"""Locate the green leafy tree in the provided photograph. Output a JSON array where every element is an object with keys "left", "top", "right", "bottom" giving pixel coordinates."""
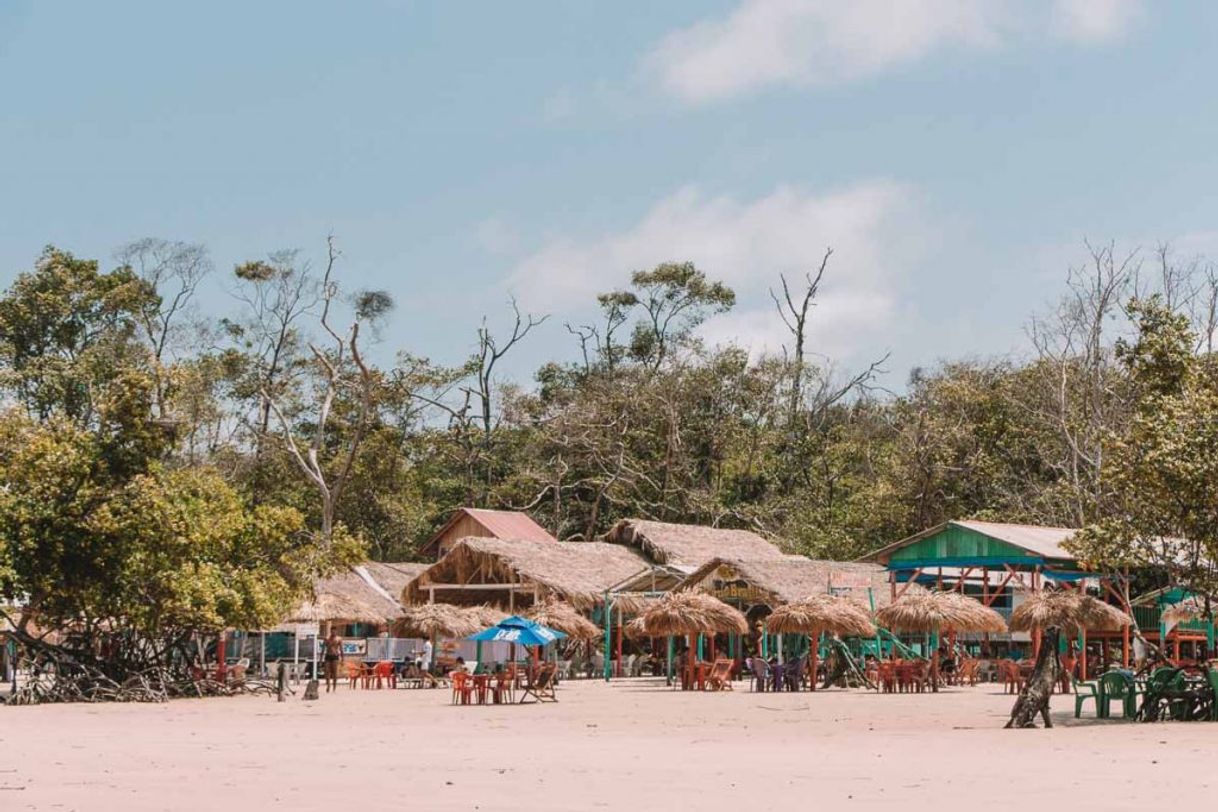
[{"left": 1068, "top": 297, "right": 1218, "bottom": 605}]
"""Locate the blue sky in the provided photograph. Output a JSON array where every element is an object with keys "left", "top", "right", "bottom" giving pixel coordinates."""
[{"left": 2, "top": 1, "right": 1216, "bottom": 385}]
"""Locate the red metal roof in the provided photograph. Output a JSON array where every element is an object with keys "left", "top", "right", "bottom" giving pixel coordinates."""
[
  {"left": 460, "top": 508, "right": 556, "bottom": 543},
  {"left": 420, "top": 508, "right": 557, "bottom": 556}
]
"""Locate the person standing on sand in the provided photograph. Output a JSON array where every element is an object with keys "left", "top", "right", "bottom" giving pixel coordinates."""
[{"left": 323, "top": 631, "right": 343, "bottom": 693}]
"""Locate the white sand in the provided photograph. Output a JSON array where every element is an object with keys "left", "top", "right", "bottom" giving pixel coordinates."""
[{"left": 1, "top": 679, "right": 1215, "bottom": 811}]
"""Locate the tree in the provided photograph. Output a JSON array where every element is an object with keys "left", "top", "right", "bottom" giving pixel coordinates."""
[
  {"left": 115, "top": 238, "right": 212, "bottom": 420},
  {"left": 0, "top": 411, "right": 329, "bottom": 697},
  {"left": 1068, "top": 296, "right": 1218, "bottom": 609},
  {"left": 259, "top": 237, "right": 392, "bottom": 548},
  {"left": 626, "top": 262, "right": 735, "bottom": 370}
]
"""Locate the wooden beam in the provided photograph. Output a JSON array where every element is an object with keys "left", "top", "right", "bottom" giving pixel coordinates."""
[
  {"left": 423, "top": 583, "right": 524, "bottom": 591},
  {"left": 895, "top": 568, "right": 923, "bottom": 600}
]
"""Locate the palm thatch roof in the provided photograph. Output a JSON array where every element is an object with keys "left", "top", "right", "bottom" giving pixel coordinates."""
[
  {"left": 394, "top": 603, "right": 486, "bottom": 639},
  {"left": 1009, "top": 591, "right": 1132, "bottom": 635},
  {"left": 602, "top": 519, "right": 785, "bottom": 570},
  {"left": 284, "top": 567, "right": 403, "bottom": 625},
  {"left": 765, "top": 594, "right": 876, "bottom": 637},
  {"left": 403, "top": 538, "right": 649, "bottom": 610},
  {"left": 363, "top": 562, "right": 428, "bottom": 601},
  {"left": 675, "top": 556, "right": 906, "bottom": 609},
  {"left": 875, "top": 591, "right": 1007, "bottom": 634},
  {"left": 526, "top": 597, "right": 601, "bottom": 640},
  {"left": 630, "top": 591, "right": 748, "bottom": 637}
]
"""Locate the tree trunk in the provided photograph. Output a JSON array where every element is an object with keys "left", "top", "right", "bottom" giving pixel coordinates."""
[{"left": 1005, "top": 626, "right": 1060, "bottom": 728}]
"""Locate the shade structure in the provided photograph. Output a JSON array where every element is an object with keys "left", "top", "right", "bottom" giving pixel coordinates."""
[
  {"left": 1009, "top": 590, "right": 1132, "bottom": 635},
  {"left": 468, "top": 615, "right": 567, "bottom": 646},
  {"left": 875, "top": 591, "right": 1007, "bottom": 634},
  {"left": 395, "top": 603, "right": 483, "bottom": 639},
  {"left": 766, "top": 594, "right": 876, "bottom": 637},
  {"left": 526, "top": 597, "right": 600, "bottom": 640},
  {"left": 632, "top": 591, "right": 748, "bottom": 637}
]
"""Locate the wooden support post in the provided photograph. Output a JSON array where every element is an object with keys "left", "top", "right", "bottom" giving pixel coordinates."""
[
  {"left": 1122, "top": 623, "right": 1131, "bottom": 667},
  {"left": 809, "top": 631, "right": 818, "bottom": 692},
  {"left": 1080, "top": 629, "right": 1087, "bottom": 680}
]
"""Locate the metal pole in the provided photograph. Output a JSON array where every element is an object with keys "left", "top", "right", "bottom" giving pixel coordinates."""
[{"left": 666, "top": 636, "right": 674, "bottom": 686}]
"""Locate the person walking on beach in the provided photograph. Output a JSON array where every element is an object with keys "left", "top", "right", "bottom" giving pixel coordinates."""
[{"left": 323, "top": 631, "right": 343, "bottom": 693}]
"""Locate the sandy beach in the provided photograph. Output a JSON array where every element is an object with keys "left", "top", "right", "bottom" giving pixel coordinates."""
[{"left": 2, "top": 678, "right": 1215, "bottom": 811}]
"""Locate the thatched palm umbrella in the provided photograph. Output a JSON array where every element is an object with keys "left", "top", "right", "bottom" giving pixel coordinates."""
[
  {"left": 1005, "top": 591, "right": 1132, "bottom": 729},
  {"left": 632, "top": 591, "right": 747, "bottom": 687},
  {"left": 635, "top": 591, "right": 748, "bottom": 637},
  {"left": 1008, "top": 591, "right": 1132, "bottom": 636},
  {"left": 876, "top": 591, "right": 1007, "bottom": 635},
  {"left": 875, "top": 591, "right": 1006, "bottom": 692},
  {"left": 766, "top": 595, "right": 876, "bottom": 692}
]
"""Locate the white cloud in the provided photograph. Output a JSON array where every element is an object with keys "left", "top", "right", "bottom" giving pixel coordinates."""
[
  {"left": 1050, "top": 0, "right": 1142, "bottom": 44},
  {"left": 506, "top": 181, "right": 927, "bottom": 360},
  {"left": 648, "top": 0, "right": 1143, "bottom": 104}
]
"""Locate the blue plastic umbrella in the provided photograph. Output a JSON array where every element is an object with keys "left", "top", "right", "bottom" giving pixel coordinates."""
[{"left": 467, "top": 615, "right": 567, "bottom": 646}]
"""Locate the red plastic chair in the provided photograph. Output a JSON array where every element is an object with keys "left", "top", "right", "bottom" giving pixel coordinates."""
[
  {"left": 450, "top": 671, "right": 473, "bottom": 705},
  {"left": 344, "top": 661, "right": 363, "bottom": 689},
  {"left": 369, "top": 661, "right": 396, "bottom": 689}
]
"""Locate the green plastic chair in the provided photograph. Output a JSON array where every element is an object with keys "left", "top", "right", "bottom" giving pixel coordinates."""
[
  {"left": 1138, "top": 667, "right": 1188, "bottom": 721},
  {"left": 1207, "top": 669, "right": 1218, "bottom": 722},
  {"left": 1098, "top": 671, "right": 1136, "bottom": 719},
  {"left": 1072, "top": 674, "right": 1100, "bottom": 718}
]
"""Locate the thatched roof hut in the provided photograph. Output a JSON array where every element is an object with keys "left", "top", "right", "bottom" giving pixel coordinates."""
[
  {"left": 602, "top": 519, "right": 784, "bottom": 571},
  {"left": 766, "top": 594, "right": 876, "bottom": 637},
  {"left": 631, "top": 591, "right": 748, "bottom": 637},
  {"left": 1009, "top": 591, "right": 1132, "bottom": 635},
  {"left": 285, "top": 567, "right": 403, "bottom": 625},
  {"left": 402, "top": 538, "right": 649, "bottom": 610},
  {"left": 674, "top": 556, "right": 906, "bottom": 610},
  {"left": 526, "top": 597, "right": 601, "bottom": 640},
  {"left": 875, "top": 591, "right": 1007, "bottom": 634}
]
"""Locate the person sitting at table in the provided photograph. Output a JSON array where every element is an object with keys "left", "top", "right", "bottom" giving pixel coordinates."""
[{"left": 451, "top": 656, "right": 469, "bottom": 675}]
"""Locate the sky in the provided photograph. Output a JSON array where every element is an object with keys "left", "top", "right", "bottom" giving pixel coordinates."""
[{"left": 2, "top": 0, "right": 1217, "bottom": 387}]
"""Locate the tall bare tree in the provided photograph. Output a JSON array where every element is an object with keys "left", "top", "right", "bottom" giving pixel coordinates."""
[{"left": 260, "top": 237, "right": 392, "bottom": 546}]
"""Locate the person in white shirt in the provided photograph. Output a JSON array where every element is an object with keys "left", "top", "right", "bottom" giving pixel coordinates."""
[{"left": 420, "top": 639, "right": 433, "bottom": 674}]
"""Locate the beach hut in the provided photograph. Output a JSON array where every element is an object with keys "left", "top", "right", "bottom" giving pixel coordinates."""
[
  {"left": 279, "top": 566, "right": 405, "bottom": 680},
  {"left": 860, "top": 519, "right": 1146, "bottom": 665},
  {"left": 402, "top": 538, "right": 648, "bottom": 611}
]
